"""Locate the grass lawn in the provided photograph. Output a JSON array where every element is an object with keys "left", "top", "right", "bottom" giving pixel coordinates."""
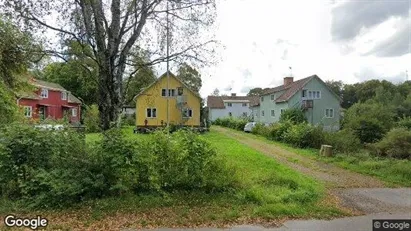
[
  {"left": 0, "top": 129, "right": 346, "bottom": 230},
  {"left": 221, "top": 127, "right": 411, "bottom": 187}
]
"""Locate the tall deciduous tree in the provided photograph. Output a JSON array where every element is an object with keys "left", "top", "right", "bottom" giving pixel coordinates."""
[
  {"left": 247, "top": 87, "right": 263, "bottom": 96},
  {"left": 4, "top": 0, "right": 216, "bottom": 130},
  {"left": 211, "top": 88, "right": 219, "bottom": 96},
  {"left": 177, "top": 63, "right": 201, "bottom": 92}
]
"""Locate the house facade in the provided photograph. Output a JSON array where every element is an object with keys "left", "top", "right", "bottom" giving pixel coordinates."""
[
  {"left": 207, "top": 94, "right": 259, "bottom": 121},
  {"left": 17, "top": 78, "right": 82, "bottom": 123},
  {"left": 135, "top": 72, "right": 201, "bottom": 128},
  {"left": 257, "top": 75, "right": 341, "bottom": 131}
]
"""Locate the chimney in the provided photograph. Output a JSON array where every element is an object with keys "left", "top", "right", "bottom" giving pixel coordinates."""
[
  {"left": 231, "top": 93, "right": 236, "bottom": 96},
  {"left": 284, "top": 77, "right": 294, "bottom": 86}
]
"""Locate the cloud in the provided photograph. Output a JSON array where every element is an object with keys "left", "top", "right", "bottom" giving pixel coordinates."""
[
  {"left": 331, "top": 1, "right": 409, "bottom": 41},
  {"left": 363, "top": 20, "right": 410, "bottom": 57},
  {"left": 240, "top": 86, "right": 251, "bottom": 94},
  {"left": 281, "top": 49, "right": 288, "bottom": 60}
]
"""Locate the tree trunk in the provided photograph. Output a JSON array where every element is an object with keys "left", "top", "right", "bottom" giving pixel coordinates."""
[{"left": 98, "top": 69, "right": 121, "bottom": 131}]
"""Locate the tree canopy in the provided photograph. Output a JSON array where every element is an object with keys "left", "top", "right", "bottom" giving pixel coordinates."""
[{"left": 177, "top": 63, "right": 202, "bottom": 93}]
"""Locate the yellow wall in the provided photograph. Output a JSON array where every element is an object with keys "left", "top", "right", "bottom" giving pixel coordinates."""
[{"left": 135, "top": 75, "right": 201, "bottom": 127}]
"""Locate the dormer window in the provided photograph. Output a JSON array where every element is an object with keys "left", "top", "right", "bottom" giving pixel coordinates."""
[
  {"left": 61, "top": 92, "right": 68, "bottom": 100},
  {"left": 40, "top": 88, "right": 48, "bottom": 98}
]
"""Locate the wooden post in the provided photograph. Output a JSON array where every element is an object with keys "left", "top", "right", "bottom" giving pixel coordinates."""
[{"left": 320, "top": 145, "right": 333, "bottom": 157}]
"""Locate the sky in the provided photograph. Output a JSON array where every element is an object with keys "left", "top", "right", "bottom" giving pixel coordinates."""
[{"left": 198, "top": 0, "right": 411, "bottom": 97}]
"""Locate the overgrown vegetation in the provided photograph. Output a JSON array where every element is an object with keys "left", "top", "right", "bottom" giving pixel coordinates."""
[
  {"left": 84, "top": 104, "right": 100, "bottom": 133},
  {"left": 0, "top": 124, "right": 236, "bottom": 209},
  {"left": 279, "top": 108, "right": 307, "bottom": 124},
  {"left": 213, "top": 117, "right": 249, "bottom": 131}
]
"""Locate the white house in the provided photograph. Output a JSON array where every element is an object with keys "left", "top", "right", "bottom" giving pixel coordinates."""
[{"left": 207, "top": 93, "right": 259, "bottom": 121}]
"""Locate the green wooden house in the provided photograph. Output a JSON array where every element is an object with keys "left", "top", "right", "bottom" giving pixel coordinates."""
[{"left": 255, "top": 75, "right": 341, "bottom": 131}]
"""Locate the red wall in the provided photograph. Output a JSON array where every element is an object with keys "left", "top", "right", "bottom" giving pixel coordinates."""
[{"left": 18, "top": 89, "right": 81, "bottom": 123}]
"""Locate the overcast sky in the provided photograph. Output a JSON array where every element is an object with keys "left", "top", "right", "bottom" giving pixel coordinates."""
[{"left": 198, "top": 0, "right": 411, "bottom": 97}]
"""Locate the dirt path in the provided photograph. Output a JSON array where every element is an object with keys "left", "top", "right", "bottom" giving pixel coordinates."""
[
  {"left": 213, "top": 127, "right": 411, "bottom": 215},
  {"left": 213, "top": 126, "right": 385, "bottom": 189}
]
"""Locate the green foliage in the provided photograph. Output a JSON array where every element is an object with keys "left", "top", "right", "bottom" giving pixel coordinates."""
[
  {"left": 343, "top": 102, "right": 395, "bottom": 143},
  {"left": 282, "top": 123, "right": 325, "bottom": 148},
  {"left": 279, "top": 108, "right": 307, "bottom": 124},
  {"left": 84, "top": 104, "right": 100, "bottom": 133},
  {"left": 177, "top": 63, "right": 202, "bottom": 93},
  {"left": 267, "top": 121, "right": 293, "bottom": 142},
  {"left": 122, "top": 114, "right": 136, "bottom": 127},
  {"left": 213, "top": 117, "right": 249, "bottom": 131},
  {"left": 251, "top": 123, "right": 270, "bottom": 137},
  {"left": 0, "top": 81, "right": 20, "bottom": 125},
  {"left": 324, "top": 129, "right": 362, "bottom": 153},
  {"left": 396, "top": 116, "right": 411, "bottom": 129},
  {"left": 373, "top": 128, "right": 411, "bottom": 159},
  {"left": 0, "top": 124, "right": 236, "bottom": 208}
]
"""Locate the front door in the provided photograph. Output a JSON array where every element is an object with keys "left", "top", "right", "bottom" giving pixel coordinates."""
[{"left": 39, "top": 106, "right": 47, "bottom": 121}]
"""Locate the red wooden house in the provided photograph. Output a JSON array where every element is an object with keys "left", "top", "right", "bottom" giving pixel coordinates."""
[{"left": 17, "top": 78, "right": 82, "bottom": 123}]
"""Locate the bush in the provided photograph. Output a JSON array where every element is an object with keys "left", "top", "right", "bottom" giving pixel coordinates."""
[
  {"left": 0, "top": 124, "right": 237, "bottom": 208},
  {"left": 396, "top": 116, "right": 411, "bottom": 129},
  {"left": 122, "top": 113, "right": 135, "bottom": 127},
  {"left": 84, "top": 104, "right": 100, "bottom": 133},
  {"left": 267, "top": 121, "right": 293, "bottom": 142},
  {"left": 213, "top": 117, "right": 248, "bottom": 131},
  {"left": 251, "top": 123, "right": 270, "bottom": 137},
  {"left": 324, "top": 129, "right": 362, "bottom": 153},
  {"left": 374, "top": 128, "right": 411, "bottom": 159},
  {"left": 343, "top": 102, "right": 395, "bottom": 143},
  {"left": 279, "top": 108, "right": 307, "bottom": 124},
  {"left": 282, "top": 123, "right": 325, "bottom": 148}
]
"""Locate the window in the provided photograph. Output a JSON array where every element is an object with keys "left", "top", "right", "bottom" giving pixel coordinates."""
[
  {"left": 40, "top": 88, "right": 48, "bottom": 98},
  {"left": 24, "top": 106, "right": 32, "bottom": 118},
  {"left": 271, "top": 110, "right": 275, "bottom": 117},
  {"left": 183, "top": 108, "right": 193, "bottom": 118},
  {"left": 161, "top": 89, "right": 167, "bottom": 96},
  {"left": 281, "top": 109, "right": 286, "bottom": 114},
  {"left": 271, "top": 94, "right": 275, "bottom": 100},
  {"left": 177, "top": 87, "right": 183, "bottom": 96},
  {"left": 61, "top": 92, "right": 67, "bottom": 100},
  {"left": 227, "top": 103, "right": 232, "bottom": 107},
  {"left": 146, "top": 108, "right": 157, "bottom": 118},
  {"left": 228, "top": 112, "right": 232, "bottom": 117},
  {"left": 307, "top": 90, "right": 321, "bottom": 99},
  {"left": 242, "top": 112, "right": 247, "bottom": 117},
  {"left": 261, "top": 110, "right": 264, "bottom": 116},
  {"left": 242, "top": 103, "right": 248, "bottom": 107},
  {"left": 302, "top": 90, "right": 307, "bottom": 97},
  {"left": 325, "top": 108, "right": 334, "bottom": 118},
  {"left": 168, "top": 89, "right": 176, "bottom": 97},
  {"left": 72, "top": 108, "right": 77, "bottom": 117},
  {"left": 261, "top": 96, "right": 264, "bottom": 102}
]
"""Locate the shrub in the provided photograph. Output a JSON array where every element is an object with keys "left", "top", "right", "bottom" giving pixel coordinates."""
[
  {"left": 279, "top": 108, "right": 307, "bottom": 124},
  {"left": 213, "top": 117, "right": 248, "bottom": 131},
  {"left": 396, "top": 117, "right": 411, "bottom": 129},
  {"left": 84, "top": 104, "right": 100, "bottom": 133},
  {"left": 251, "top": 123, "right": 270, "bottom": 137},
  {"left": 268, "top": 121, "right": 293, "bottom": 142},
  {"left": 282, "top": 123, "right": 324, "bottom": 148},
  {"left": 343, "top": 102, "right": 395, "bottom": 143},
  {"left": 122, "top": 113, "right": 135, "bottom": 127},
  {"left": 324, "top": 129, "right": 362, "bottom": 153},
  {"left": 374, "top": 128, "right": 411, "bottom": 159}
]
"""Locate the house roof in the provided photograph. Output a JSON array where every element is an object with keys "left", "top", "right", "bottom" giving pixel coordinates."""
[
  {"left": 260, "top": 75, "right": 341, "bottom": 103},
  {"left": 135, "top": 71, "right": 202, "bottom": 100},
  {"left": 207, "top": 95, "right": 259, "bottom": 109},
  {"left": 17, "top": 78, "right": 82, "bottom": 104}
]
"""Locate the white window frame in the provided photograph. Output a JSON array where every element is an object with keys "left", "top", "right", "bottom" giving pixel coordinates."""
[
  {"left": 61, "top": 92, "right": 67, "bottom": 100},
  {"left": 183, "top": 108, "right": 193, "bottom": 118},
  {"left": 146, "top": 108, "right": 157, "bottom": 118},
  {"left": 242, "top": 103, "right": 248, "bottom": 107},
  {"left": 72, "top": 108, "right": 77, "bottom": 117},
  {"left": 325, "top": 108, "right": 334, "bottom": 118},
  {"left": 40, "top": 88, "right": 48, "bottom": 98},
  {"left": 168, "top": 89, "right": 176, "bottom": 97},
  {"left": 270, "top": 94, "right": 275, "bottom": 100},
  {"left": 227, "top": 102, "right": 232, "bottom": 107},
  {"left": 271, "top": 109, "right": 275, "bottom": 117},
  {"left": 24, "top": 106, "right": 32, "bottom": 118},
  {"left": 307, "top": 90, "right": 321, "bottom": 99},
  {"left": 161, "top": 89, "right": 167, "bottom": 97}
]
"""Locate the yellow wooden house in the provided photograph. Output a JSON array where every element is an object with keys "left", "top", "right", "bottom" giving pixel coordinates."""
[{"left": 135, "top": 72, "right": 201, "bottom": 129}]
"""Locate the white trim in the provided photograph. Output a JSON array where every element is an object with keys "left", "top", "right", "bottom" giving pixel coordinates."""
[
  {"left": 325, "top": 108, "right": 334, "bottom": 118},
  {"left": 270, "top": 94, "right": 275, "bottom": 100},
  {"left": 61, "top": 92, "right": 67, "bottom": 100},
  {"left": 40, "top": 88, "right": 48, "bottom": 98},
  {"left": 227, "top": 102, "right": 233, "bottom": 107},
  {"left": 146, "top": 108, "right": 157, "bottom": 118},
  {"left": 72, "top": 108, "right": 77, "bottom": 117},
  {"left": 24, "top": 106, "right": 32, "bottom": 118},
  {"left": 271, "top": 109, "right": 275, "bottom": 117},
  {"left": 183, "top": 108, "right": 193, "bottom": 118}
]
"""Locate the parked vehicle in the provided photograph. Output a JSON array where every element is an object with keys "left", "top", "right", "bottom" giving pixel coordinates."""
[{"left": 244, "top": 122, "right": 257, "bottom": 132}]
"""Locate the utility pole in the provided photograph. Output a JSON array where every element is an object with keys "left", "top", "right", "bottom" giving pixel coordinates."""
[{"left": 166, "top": 0, "right": 170, "bottom": 129}]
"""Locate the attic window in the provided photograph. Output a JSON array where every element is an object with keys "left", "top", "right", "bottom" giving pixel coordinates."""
[
  {"left": 40, "top": 88, "right": 48, "bottom": 98},
  {"left": 61, "top": 92, "right": 67, "bottom": 100}
]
